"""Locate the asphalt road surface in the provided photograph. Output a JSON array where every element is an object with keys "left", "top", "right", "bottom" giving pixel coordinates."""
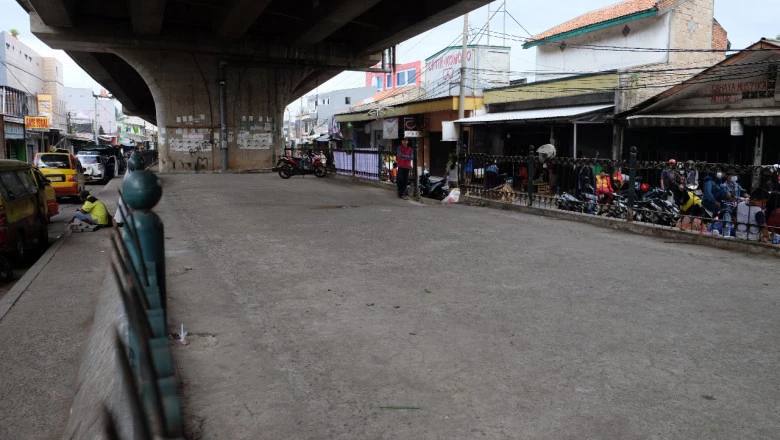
[{"left": 156, "top": 174, "right": 779, "bottom": 440}]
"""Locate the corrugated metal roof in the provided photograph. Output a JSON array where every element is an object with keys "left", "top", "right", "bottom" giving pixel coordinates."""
[
  {"left": 627, "top": 109, "right": 780, "bottom": 120},
  {"left": 455, "top": 104, "right": 614, "bottom": 124}
]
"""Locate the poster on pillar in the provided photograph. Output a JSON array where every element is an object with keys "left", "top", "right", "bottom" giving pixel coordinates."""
[
  {"left": 238, "top": 132, "right": 273, "bottom": 149},
  {"left": 170, "top": 128, "right": 213, "bottom": 152},
  {"left": 383, "top": 118, "right": 398, "bottom": 139}
]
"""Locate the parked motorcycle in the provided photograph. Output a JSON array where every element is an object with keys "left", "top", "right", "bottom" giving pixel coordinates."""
[
  {"left": 418, "top": 170, "right": 449, "bottom": 200},
  {"left": 558, "top": 183, "right": 599, "bottom": 214},
  {"left": 273, "top": 151, "right": 327, "bottom": 179}
]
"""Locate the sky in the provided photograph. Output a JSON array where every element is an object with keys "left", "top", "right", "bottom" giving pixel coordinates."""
[{"left": 0, "top": 0, "right": 777, "bottom": 101}]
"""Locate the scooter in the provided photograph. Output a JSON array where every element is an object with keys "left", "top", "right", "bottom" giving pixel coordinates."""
[
  {"left": 418, "top": 170, "right": 449, "bottom": 200},
  {"left": 558, "top": 183, "right": 599, "bottom": 214},
  {"left": 273, "top": 151, "right": 327, "bottom": 179}
]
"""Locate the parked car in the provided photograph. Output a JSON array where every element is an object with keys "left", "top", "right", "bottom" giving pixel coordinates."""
[
  {"left": 0, "top": 160, "right": 49, "bottom": 260},
  {"left": 77, "top": 145, "right": 126, "bottom": 183},
  {"left": 33, "top": 152, "right": 86, "bottom": 200},
  {"left": 31, "top": 167, "right": 59, "bottom": 222}
]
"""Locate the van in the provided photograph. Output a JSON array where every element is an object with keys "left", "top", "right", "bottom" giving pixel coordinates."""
[{"left": 0, "top": 160, "right": 49, "bottom": 259}]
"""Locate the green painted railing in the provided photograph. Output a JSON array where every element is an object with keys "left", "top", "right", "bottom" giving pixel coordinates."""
[{"left": 106, "top": 151, "right": 183, "bottom": 439}]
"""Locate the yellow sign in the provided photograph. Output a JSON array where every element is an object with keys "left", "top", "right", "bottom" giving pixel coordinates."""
[
  {"left": 25, "top": 116, "right": 50, "bottom": 130},
  {"left": 37, "top": 94, "right": 53, "bottom": 119}
]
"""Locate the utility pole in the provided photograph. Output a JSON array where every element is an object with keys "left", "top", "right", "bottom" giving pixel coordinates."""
[
  {"left": 503, "top": 0, "right": 507, "bottom": 46},
  {"left": 487, "top": 3, "right": 490, "bottom": 45},
  {"left": 93, "top": 95, "right": 98, "bottom": 143},
  {"left": 457, "top": 13, "right": 468, "bottom": 156}
]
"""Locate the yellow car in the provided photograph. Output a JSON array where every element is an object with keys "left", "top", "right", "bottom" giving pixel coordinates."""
[
  {"left": 31, "top": 167, "right": 59, "bottom": 222},
  {"left": 0, "top": 160, "right": 49, "bottom": 259},
  {"left": 33, "top": 152, "right": 86, "bottom": 200}
]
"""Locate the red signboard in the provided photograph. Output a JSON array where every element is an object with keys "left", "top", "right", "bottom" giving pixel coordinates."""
[{"left": 25, "top": 116, "right": 50, "bottom": 130}]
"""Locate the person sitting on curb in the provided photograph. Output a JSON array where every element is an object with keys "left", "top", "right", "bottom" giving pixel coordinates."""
[{"left": 73, "top": 191, "right": 110, "bottom": 229}]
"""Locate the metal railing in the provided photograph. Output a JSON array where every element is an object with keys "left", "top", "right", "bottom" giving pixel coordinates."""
[
  {"left": 460, "top": 148, "right": 780, "bottom": 246},
  {"left": 104, "top": 152, "right": 183, "bottom": 438},
  {"left": 331, "top": 148, "right": 397, "bottom": 182}
]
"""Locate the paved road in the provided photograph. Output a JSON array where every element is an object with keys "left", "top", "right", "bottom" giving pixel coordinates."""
[
  {"left": 0, "top": 181, "right": 109, "bottom": 300},
  {"left": 157, "top": 174, "right": 778, "bottom": 440}
]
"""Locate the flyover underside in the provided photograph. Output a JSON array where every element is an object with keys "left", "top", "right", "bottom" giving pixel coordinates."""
[{"left": 19, "top": 0, "right": 492, "bottom": 170}]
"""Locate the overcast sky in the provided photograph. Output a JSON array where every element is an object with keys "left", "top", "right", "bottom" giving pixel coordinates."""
[{"left": 0, "top": 0, "right": 777, "bottom": 99}]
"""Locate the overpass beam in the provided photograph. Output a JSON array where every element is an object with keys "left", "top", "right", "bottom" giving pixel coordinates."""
[
  {"left": 130, "top": 0, "right": 167, "bottom": 35},
  {"left": 28, "top": 0, "right": 75, "bottom": 27},
  {"left": 214, "top": 0, "right": 273, "bottom": 41},
  {"left": 291, "top": 0, "right": 383, "bottom": 47}
]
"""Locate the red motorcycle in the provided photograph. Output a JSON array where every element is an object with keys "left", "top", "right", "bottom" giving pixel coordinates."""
[{"left": 273, "top": 151, "right": 327, "bottom": 179}]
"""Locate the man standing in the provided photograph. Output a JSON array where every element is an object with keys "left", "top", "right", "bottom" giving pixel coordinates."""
[{"left": 396, "top": 137, "right": 413, "bottom": 199}]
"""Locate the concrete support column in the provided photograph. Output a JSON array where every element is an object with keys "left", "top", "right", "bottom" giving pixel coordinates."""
[{"left": 114, "top": 50, "right": 311, "bottom": 172}]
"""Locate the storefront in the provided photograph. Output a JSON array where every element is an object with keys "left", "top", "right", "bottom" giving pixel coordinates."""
[
  {"left": 3, "top": 117, "right": 26, "bottom": 160},
  {"left": 619, "top": 39, "right": 780, "bottom": 167}
]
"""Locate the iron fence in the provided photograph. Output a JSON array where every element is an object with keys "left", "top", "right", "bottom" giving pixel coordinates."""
[
  {"left": 331, "top": 148, "right": 398, "bottom": 183},
  {"left": 102, "top": 152, "right": 183, "bottom": 438},
  {"left": 461, "top": 148, "right": 780, "bottom": 246}
]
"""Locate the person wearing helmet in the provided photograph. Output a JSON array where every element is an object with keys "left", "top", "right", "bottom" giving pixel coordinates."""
[
  {"left": 660, "top": 159, "right": 681, "bottom": 190},
  {"left": 701, "top": 172, "right": 727, "bottom": 215}
]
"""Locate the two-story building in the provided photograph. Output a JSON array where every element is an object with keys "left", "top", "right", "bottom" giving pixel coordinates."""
[
  {"left": 366, "top": 61, "right": 423, "bottom": 92},
  {"left": 0, "top": 31, "right": 66, "bottom": 160},
  {"left": 291, "top": 86, "right": 376, "bottom": 145},
  {"left": 455, "top": 0, "right": 728, "bottom": 162}
]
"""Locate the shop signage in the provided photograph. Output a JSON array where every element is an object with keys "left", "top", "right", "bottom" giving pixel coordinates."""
[
  {"left": 25, "top": 116, "right": 50, "bottom": 131},
  {"left": 37, "top": 94, "right": 53, "bottom": 119},
  {"left": 4, "top": 122, "right": 24, "bottom": 139},
  {"left": 404, "top": 130, "right": 424, "bottom": 138}
]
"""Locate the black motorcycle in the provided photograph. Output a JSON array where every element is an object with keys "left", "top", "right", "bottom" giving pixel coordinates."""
[
  {"left": 558, "top": 183, "right": 599, "bottom": 214},
  {"left": 418, "top": 170, "right": 449, "bottom": 200}
]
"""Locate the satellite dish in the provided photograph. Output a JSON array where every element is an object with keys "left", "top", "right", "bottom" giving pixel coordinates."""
[{"left": 537, "top": 143, "right": 556, "bottom": 162}]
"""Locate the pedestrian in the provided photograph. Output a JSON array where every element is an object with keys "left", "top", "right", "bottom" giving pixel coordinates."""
[
  {"left": 390, "top": 162, "right": 398, "bottom": 183},
  {"left": 766, "top": 191, "right": 780, "bottom": 236},
  {"left": 73, "top": 191, "right": 110, "bottom": 228},
  {"left": 396, "top": 137, "right": 413, "bottom": 199},
  {"left": 735, "top": 188, "right": 769, "bottom": 242},
  {"left": 595, "top": 169, "right": 614, "bottom": 204},
  {"left": 660, "top": 159, "right": 681, "bottom": 190},
  {"left": 700, "top": 172, "right": 726, "bottom": 215}
]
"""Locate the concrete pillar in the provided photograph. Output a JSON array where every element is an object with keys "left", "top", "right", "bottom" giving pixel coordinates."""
[{"left": 114, "top": 50, "right": 313, "bottom": 172}]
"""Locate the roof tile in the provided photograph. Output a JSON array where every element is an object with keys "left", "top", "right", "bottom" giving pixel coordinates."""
[{"left": 530, "top": 0, "right": 660, "bottom": 42}]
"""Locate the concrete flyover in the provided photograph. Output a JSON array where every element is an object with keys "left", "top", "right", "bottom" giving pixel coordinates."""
[{"left": 18, "top": 0, "right": 491, "bottom": 171}]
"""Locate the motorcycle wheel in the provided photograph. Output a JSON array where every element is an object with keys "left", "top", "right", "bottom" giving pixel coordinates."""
[
  {"left": 278, "top": 165, "right": 293, "bottom": 179},
  {"left": 314, "top": 165, "right": 327, "bottom": 178}
]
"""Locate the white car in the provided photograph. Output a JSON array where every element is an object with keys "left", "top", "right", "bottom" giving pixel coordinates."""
[{"left": 76, "top": 151, "right": 108, "bottom": 184}]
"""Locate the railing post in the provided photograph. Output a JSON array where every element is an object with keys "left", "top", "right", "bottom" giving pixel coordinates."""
[
  {"left": 627, "top": 146, "right": 637, "bottom": 222},
  {"left": 527, "top": 146, "right": 535, "bottom": 207},
  {"left": 351, "top": 147, "right": 356, "bottom": 179},
  {"left": 122, "top": 153, "right": 166, "bottom": 321}
]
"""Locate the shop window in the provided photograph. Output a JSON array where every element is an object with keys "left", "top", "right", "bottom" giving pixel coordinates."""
[
  {"left": 345, "top": 97, "right": 351, "bottom": 105},
  {"left": 386, "top": 74, "right": 391, "bottom": 88}
]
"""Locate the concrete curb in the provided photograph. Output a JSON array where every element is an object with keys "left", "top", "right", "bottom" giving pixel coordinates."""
[{"left": 459, "top": 195, "right": 780, "bottom": 258}]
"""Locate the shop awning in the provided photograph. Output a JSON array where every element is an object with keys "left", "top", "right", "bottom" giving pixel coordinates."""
[
  {"left": 454, "top": 104, "right": 614, "bottom": 124},
  {"left": 626, "top": 108, "right": 780, "bottom": 127}
]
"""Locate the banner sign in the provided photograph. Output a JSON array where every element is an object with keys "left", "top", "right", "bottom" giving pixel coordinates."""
[
  {"left": 25, "top": 116, "right": 50, "bottom": 131},
  {"left": 37, "top": 94, "right": 53, "bottom": 120}
]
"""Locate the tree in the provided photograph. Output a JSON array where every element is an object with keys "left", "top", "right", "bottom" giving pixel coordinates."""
[{"left": 10, "top": 29, "right": 19, "bottom": 38}]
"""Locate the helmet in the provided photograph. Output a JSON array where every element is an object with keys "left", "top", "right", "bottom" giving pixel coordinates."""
[
  {"left": 537, "top": 144, "right": 557, "bottom": 163},
  {"left": 668, "top": 159, "right": 676, "bottom": 164},
  {"left": 640, "top": 183, "right": 650, "bottom": 192}
]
